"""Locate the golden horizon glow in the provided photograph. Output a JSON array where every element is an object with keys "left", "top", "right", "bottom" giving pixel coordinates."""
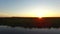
[
  {"left": 0, "top": 6, "right": 59, "bottom": 17},
  {"left": 28, "top": 7, "right": 52, "bottom": 17}
]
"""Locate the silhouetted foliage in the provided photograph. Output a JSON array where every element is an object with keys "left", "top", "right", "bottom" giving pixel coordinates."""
[{"left": 0, "top": 17, "right": 60, "bottom": 28}]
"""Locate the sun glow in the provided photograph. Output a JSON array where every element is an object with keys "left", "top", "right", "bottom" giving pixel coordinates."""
[
  {"left": 32, "top": 8, "right": 53, "bottom": 18},
  {"left": 18, "top": 6, "right": 55, "bottom": 17},
  {"left": 31, "top": 7, "right": 49, "bottom": 18},
  {"left": 36, "top": 12, "right": 44, "bottom": 18}
]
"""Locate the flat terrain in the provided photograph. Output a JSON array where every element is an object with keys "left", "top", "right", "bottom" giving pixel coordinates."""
[{"left": 0, "top": 17, "right": 60, "bottom": 28}]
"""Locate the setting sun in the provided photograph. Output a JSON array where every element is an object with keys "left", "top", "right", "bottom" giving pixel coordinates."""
[
  {"left": 30, "top": 7, "right": 49, "bottom": 17},
  {"left": 36, "top": 12, "right": 44, "bottom": 18}
]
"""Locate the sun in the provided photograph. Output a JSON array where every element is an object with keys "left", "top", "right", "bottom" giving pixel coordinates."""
[
  {"left": 36, "top": 12, "right": 44, "bottom": 18},
  {"left": 34, "top": 11, "right": 45, "bottom": 18},
  {"left": 27, "top": 7, "right": 51, "bottom": 17},
  {"left": 31, "top": 7, "right": 48, "bottom": 18}
]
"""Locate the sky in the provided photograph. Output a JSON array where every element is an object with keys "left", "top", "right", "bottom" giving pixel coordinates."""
[{"left": 0, "top": 0, "right": 60, "bottom": 17}]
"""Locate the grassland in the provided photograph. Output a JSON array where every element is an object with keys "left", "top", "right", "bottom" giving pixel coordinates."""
[{"left": 0, "top": 17, "right": 60, "bottom": 28}]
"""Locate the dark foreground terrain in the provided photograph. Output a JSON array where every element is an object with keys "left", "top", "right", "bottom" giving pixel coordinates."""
[{"left": 0, "top": 17, "right": 60, "bottom": 28}]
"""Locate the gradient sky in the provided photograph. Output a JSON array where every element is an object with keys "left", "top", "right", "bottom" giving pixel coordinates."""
[{"left": 0, "top": 0, "right": 60, "bottom": 17}]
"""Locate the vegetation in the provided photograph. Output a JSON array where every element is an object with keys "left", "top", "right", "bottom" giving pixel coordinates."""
[{"left": 0, "top": 17, "right": 60, "bottom": 28}]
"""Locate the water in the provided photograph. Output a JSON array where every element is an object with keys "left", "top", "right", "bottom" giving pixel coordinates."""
[{"left": 0, "top": 26, "right": 60, "bottom": 34}]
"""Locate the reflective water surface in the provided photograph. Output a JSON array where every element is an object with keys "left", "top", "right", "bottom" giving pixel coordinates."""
[{"left": 0, "top": 26, "right": 60, "bottom": 34}]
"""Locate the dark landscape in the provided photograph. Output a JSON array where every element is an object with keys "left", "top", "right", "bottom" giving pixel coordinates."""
[{"left": 0, "top": 17, "right": 60, "bottom": 28}]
